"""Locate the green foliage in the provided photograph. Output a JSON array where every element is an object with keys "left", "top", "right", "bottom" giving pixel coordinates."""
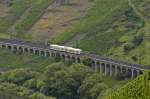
[
  {"left": 82, "top": 56, "right": 90, "bottom": 66},
  {"left": 14, "top": 0, "right": 52, "bottom": 38},
  {"left": 0, "top": 63, "right": 124, "bottom": 99},
  {"left": 0, "top": 69, "right": 38, "bottom": 84},
  {"left": 23, "top": 79, "right": 37, "bottom": 90},
  {"left": 42, "top": 63, "right": 92, "bottom": 98},
  {"left": 79, "top": 74, "right": 105, "bottom": 99},
  {"left": 106, "top": 72, "right": 150, "bottom": 99},
  {"left": 0, "top": 49, "right": 55, "bottom": 71},
  {"left": 0, "top": 0, "right": 31, "bottom": 33},
  {"left": 51, "top": 0, "right": 132, "bottom": 54}
]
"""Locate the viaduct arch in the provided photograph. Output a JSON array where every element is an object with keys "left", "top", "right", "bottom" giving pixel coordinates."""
[{"left": 0, "top": 39, "right": 149, "bottom": 79}]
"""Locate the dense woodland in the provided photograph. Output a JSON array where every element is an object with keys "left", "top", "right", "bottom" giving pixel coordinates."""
[{"left": 0, "top": 63, "right": 127, "bottom": 99}]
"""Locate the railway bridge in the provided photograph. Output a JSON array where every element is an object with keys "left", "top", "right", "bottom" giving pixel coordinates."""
[{"left": 0, "top": 39, "right": 150, "bottom": 79}]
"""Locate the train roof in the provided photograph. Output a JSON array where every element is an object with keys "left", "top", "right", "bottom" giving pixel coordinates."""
[{"left": 50, "top": 44, "right": 82, "bottom": 51}]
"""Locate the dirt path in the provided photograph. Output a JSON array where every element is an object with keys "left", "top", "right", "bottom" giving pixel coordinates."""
[
  {"left": 0, "top": 4, "right": 9, "bottom": 17},
  {"left": 29, "top": 0, "right": 94, "bottom": 41}
]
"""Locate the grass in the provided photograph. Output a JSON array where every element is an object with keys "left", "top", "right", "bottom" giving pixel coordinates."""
[
  {"left": 107, "top": 0, "right": 150, "bottom": 66},
  {"left": 13, "top": 0, "right": 52, "bottom": 39},
  {"left": 0, "top": 49, "right": 55, "bottom": 71},
  {"left": 0, "top": 0, "right": 31, "bottom": 34},
  {"left": 105, "top": 72, "right": 150, "bottom": 99},
  {"left": 0, "top": 4, "right": 9, "bottom": 17},
  {"left": 51, "top": 0, "right": 129, "bottom": 54},
  {"left": 29, "top": 0, "right": 93, "bottom": 41}
]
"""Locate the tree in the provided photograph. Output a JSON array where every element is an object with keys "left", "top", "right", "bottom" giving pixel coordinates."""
[
  {"left": 90, "top": 83, "right": 108, "bottom": 99},
  {"left": 1, "top": 69, "right": 38, "bottom": 85},
  {"left": 23, "top": 79, "right": 37, "bottom": 90},
  {"left": 79, "top": 73, "right": 104, "bottom": 99},
  {"left": 82, "top": 56, "right": 90, "bottom": 66}
]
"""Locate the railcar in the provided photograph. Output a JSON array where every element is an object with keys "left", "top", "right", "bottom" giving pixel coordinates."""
[{"left": 50, "top": 44, "right": 83, "bottom": 54}]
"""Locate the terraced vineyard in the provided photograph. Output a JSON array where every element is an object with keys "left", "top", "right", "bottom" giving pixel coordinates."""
[
  {"left": 106, "top": 72, "right": 150, "bottom": 99},
  {"left": 29, "top": 0, "right": 93, "bottom": 41}
]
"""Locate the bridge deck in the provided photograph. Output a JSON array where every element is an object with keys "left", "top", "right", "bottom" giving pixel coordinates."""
[
  {"left": 87, "top": 53, "right": 150, "bottom": 70},
  {"left": 0, "top": 39, "right": 49, "bottom": 49},
  {"left": 0, "top": 39, "right": 150, "bottom": 70}
]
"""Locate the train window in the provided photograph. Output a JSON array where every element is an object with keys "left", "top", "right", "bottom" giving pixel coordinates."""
[
  {"left": 65, "top": 48, "right": 68, "bottom": 52},
  {"left": 76, "top": 51, "right": 79, "bottom": 54}
]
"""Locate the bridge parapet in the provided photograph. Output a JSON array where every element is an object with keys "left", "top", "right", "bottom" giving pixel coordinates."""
[{"left": 0, "top": 39, "right": 149, "bottom": 79}]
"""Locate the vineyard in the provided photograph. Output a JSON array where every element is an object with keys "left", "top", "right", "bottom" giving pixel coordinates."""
[
  {"left": 13, "top": 0, "right": 52, "bottom": 39},
  {"left": 106, "top": 72, "right": 150, "bottom": 99}
]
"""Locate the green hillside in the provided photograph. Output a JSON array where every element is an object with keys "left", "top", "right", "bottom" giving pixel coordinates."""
[
  {"left": 105, "top": 72, "right": 150, "bottom": 99},
  {"left": 0, "top": 0, "right": 52, "bottom": 39},
  {"left": 51, "top": 0, "right": 142, "bottom": 54},
  {"left": 51, "top": 0, "right": 150, "bottom": 66},
  {"left": 0, "top": 49, "right": 55, "bottom": 71},
  {"left": 107, "top": 0, "right": 150, "bottom": 66},
  {"left": 0, "top": 0, "right": 150, "bottom": 99}
]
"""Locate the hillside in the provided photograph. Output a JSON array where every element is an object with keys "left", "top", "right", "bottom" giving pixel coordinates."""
[
  {"left": 105, "top": 72, "right": 150, "bottom": 99},
  {"left": 29, "top": 0, "right": 93, "bottom": 41},
  {"left": 0, "top": 0, "right": 52, "bottom": 39},
  {"left": 51, "top": 0, "right": 150, "bottom": 66},
  {"left": 0, "top": 0, "right": 149, "bottom": 66},
  {"left": 107, "top": 0, "right": 150, "bottom": 66},
  {"left": 51, "top": 0, "right": 138, "bottom": 53},
  {"left": 0, "top": 0, "right": 150, "bottom": 99}
]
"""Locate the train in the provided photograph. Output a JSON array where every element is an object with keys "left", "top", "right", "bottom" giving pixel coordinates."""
[{"left": 50, "top": 44, "right": 83, "bottom": 54}]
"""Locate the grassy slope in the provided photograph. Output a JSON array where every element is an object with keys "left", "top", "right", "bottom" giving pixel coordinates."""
[
  {"left": 0, "top": 0, "right": 31, "bottom": 35},
  {"left": 29, "top": 0, "right": 93, "bottom": 41},
  {"left": 51, "top": 0, "right": 129, "bottom": 54},
  {"left": 52, "top": 0, "right": 150, "bottom": 67},
  {"left": 0, "top": 49, "right": 55, "bottom": 71},
  {"left": 0, "top": 0, "right": 52, "bottom": 40},
  {"left": 105, "top": 72, "right": 150, "bottom": 99},
  {"left": 13, "top": 0, "right": 52, "bottom": 39},
  {"left": 107, "top": 0, "right": 150, "bottom": 66}
]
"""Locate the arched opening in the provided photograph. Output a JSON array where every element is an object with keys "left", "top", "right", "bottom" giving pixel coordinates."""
[
  {"left": 7, "top": 45, "right": 12, "bottom": 50},
  {"left": 40, "top": 50, "right": 45, "bottom": 56},
  {"left": 13, "top": 46, "right": 17, "bottom": 53},
  {"left": 105, "top": 64, "right": 110, "bottom": 75},
  {"left": 122, "top": 67, "right": 126, "bottom": 74},
  {"left": 56, "top": 53, "right": 61, "bottom": 58},
  {"left": 139, "top": 71, "right": 143, "bottom": 75},
  {"left": 96, "top": 62, "right": 100, "bottom": 72},
  {"left": 77, "top": 57, "right": 81, "bottom": 63},
  {"left": 121, "top": 67, "right": 127, "bottom": 78},
  {"left": 101, "top": 63, "right": 105, "bottom": 73},
  {"left": 62, "top": 54, "right": 65, "bottom": 61},
  {"left": 133, "top": 70, "right": 138, "bottom": 78},
  {"left": 46, "top": 52, "right": 50, "bottom": 57},
  {"left": 18, "top": 47, "right": 23, "bottom": 54},
  {"left": 2, "top": 45, "right": 6, "bottom": 48},
  {"left": 35, "top": 50, "right": 40, "bottom": 55},
  {"left": 66, "top": 55, "right": 71, "bottom": 64},
  {"left": 24, "top": 48, "right": 28, "bottom": 53},
  {"left": 126, "top": 69, "right": 132, "bottom": 78},
  {"left": 117, "top": 66, "right": 121, "bottom": 74},
  {"left": 51, "top": 52, "right": 55, "bottom": 57},
  {"left": 91, "top": 60, "right": 95, "bottom": 70},
  {"left": 111, "top": 65, "right": 116, "bottom": 76},
  {"left": 30, "top": 49, "right": 34, "bottom": 54},
  {"left": 72, "top": 56, "right": 76, "bottom": 63}
]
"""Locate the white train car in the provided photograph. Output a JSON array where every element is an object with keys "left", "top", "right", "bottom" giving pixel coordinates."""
[{"left": 50, "top": 44, "right": 83, "bottom": 54}]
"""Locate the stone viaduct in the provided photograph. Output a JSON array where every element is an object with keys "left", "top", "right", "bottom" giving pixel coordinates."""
[{"left": 0, "top": 39, "right": 150, "bottom": 79}]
